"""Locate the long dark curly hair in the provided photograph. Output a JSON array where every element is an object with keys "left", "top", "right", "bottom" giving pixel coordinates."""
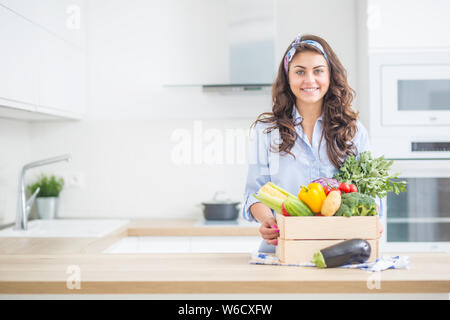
[{"left": 251, "top": 34, "right": 359, "bottom": 169}]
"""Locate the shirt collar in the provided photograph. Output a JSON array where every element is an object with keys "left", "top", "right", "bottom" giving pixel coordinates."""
[{"left": 292, "top": 105, "right": 323, "bottom": 126}]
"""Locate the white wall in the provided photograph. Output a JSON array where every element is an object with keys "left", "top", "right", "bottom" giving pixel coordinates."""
[
  {"left": 0, "top": 118, "right": 31, "bottom": 224},
  {"left": 0, "top": 0, "right": 359, "bottom": 223}
]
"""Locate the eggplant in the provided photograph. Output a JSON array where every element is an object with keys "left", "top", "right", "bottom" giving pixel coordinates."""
[{"left": 311, "top": 239, "right": 371, "bottom": 268}]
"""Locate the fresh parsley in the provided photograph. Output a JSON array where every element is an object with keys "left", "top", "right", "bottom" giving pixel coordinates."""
[{"left": 333, "top": 151, "right": 407, "bottom": 199}]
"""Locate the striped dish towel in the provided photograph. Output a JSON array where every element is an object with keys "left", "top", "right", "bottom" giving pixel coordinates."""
[{"left": 249, "top": 251, "right": 411, "bottom": 272}]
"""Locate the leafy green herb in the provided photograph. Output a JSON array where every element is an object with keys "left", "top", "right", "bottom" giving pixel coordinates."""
[
  {"left": 27, "top": 174, "right": 64, "bottom": 197},
  {"left": 333, "top": 151, "right": 407, "bottom": 199}
]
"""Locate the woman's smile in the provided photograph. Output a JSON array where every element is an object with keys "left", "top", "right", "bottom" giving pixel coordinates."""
[{"left": 301, "top": 87, "right": 320, "bottom": 93}]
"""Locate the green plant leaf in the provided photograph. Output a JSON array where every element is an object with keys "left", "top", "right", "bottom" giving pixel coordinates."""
[{"left": 27, "top": 173, "right": 64, "bottom": 197}]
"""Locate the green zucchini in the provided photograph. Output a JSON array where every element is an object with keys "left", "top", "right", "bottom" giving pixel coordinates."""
[{"left": 284, "top": 196, "right": 314, "bottom": 216}]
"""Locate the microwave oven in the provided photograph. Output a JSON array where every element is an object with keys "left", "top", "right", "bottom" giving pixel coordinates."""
[
  {"left": 381, "top": 63, "right": 450, "bottom": 126},
  {"left": 367, "top": 52, "right": 450, "bottom": 143}
]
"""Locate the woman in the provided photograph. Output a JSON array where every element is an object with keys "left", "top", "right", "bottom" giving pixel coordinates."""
[{"left": 242, "top": 34, "right": 381, "bottom": 253}]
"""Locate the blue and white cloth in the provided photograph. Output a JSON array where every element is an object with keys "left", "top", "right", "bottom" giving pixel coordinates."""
[{"left": 249, "top": 251, "right": 410, "bottom": 272}]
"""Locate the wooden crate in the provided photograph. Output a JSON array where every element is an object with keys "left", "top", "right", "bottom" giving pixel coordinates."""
[
  {"left": 276, "top": 212, "right": 380, "bottom": 240},
  {"left": 275, "top": 213, "right": 380, "bottom": 264},
  {"left": 276, "top": 238, "right": 379, "bottom": 264}
]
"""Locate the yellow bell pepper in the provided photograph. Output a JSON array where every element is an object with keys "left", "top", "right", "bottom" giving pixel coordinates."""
[{"left": 298, "top": 183, "right": 326, "bottom": 213}]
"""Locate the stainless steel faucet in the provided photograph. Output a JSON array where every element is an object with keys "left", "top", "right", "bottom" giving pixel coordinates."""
[{"left": 15, "top": 154, "right": 72, "bottom": 231}]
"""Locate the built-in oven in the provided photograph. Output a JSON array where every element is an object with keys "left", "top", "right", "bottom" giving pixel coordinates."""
[
  {"left": 369, "top": 52, "right": 450, "bottom": 253},
  {"left": 380, "top": 150, "right": 450, "bottom": 253}
]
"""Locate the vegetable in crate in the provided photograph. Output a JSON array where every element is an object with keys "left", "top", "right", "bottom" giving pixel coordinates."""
[
  {"left": 252, "top": 182, "right": 291, "bottom": 213},
  {"left": 311, "top": 239, "right": 372, "bottom": 268},
  {"left": 252, "top": 182, "right": 313, "bottom": 216},
  {"left": 320, "top": 190, "right": 342, "bottom": 216},
  {"left": 280, "top": 203, "right": 290, "bottom": 216},
  {"left": 310, "top": 178, "right": 340, "bottom": 190},
  {"left": 311, "top": 178, "right": 341, "bottom": 195},
  {"left": 338, "top": 182, "right": 358, "bottom": 194},
  {"left": 298, "top": 183, "right": 326, "bottom": 214},
  {"left": 334, "top": 151, "right": 407, "bottom": 199},
  {"left": 335, "top": 192, "right": 377, "bottom": 217},
  {"left": 284, "top": 194, "right": 313, "bottom": 216}
]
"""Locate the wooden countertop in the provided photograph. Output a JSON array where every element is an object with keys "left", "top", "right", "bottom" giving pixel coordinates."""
[
  {"left": 1, "top": 253, "right": 449, "bottom": 294},
  {"left": 0, "top": 219, "right": 449, "bottom": 294},
  {"left": 126, "top": 219, "right": 260, "bottom": 236}
]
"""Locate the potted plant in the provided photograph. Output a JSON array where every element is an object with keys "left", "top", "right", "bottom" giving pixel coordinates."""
[{"left": 27, "top": 174, "right": 65, "bottom": 220}]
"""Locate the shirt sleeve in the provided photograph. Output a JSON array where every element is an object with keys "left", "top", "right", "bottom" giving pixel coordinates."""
[
  {"left": 355, "top": 120, "right": 371, "bottom": 156},
  {"left": 242, "top": 123, "right": 271, "bottom": 222}
]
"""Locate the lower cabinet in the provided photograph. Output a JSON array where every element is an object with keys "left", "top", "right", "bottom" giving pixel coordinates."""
[
  {"left": 190, "top": 236, "right": 261, "bottom": 253},
  {"left": 103, "top": 236, "right": 262, "bottom": 254}
]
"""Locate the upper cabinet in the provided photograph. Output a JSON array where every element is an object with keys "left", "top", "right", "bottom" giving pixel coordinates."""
[
  {"left": 161, "top": 0, "right": 229, "bottom": 85},
  {"left": 0, "top": 5, "right": 38, "bottom": 111},
  {"left": 36, "top": 26, "right": 87, "bottom": 117},
  {"left": 0, "top": 0, "right": 86, "bottom": 48},
  {"left": 367, "top": 0, "right": 450, "bottom": 51},
  {"left": 162, "top": 0, "right": 276, "bottom": 86},
  {"left": 0, "top": 0, "right": 87, "bottom": 120}
]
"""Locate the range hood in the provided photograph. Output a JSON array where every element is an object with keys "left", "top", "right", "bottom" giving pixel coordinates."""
[{"left": 202, "top": 0, "right": 276, "bottom": 92}]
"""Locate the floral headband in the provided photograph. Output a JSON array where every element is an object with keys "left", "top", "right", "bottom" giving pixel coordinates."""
[{"left": 283, "top": 33, "right": 330, "bottom": 76}]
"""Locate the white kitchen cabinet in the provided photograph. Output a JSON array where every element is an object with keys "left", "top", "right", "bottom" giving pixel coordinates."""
[
  {"left": 137, "top": 236, "right": 191, "bottom": 253},
  {"left": 162, "top": 0, "right": 229, "bottom": 85},
  {"left": 103, "top": 236, "right": 191, "bottom": 254},
  {"left": 162, "top": 0, "right": 277, "bottom": 86},
  {"left": 36, "top": 28, "right": 87, "bottom": 118},
  {"left": 34, "top": 0, "right": 86, "bottom": 49},
  {"left": 103, "top": 236, "right": 261, "bottom": 254},
  {"left": 0, "top": 0, "right": 86, "bottom": 49},
  {"left": 0, "top": 0, "right": 36, "bottom": 22},
  {"left": 367, "top": 0, "right": 450, "bottom": 51},
  {"left": 0, "top": 1, "right": 87, "bottom": 120},
  {"left": 0, "top": 5, "right": 38, "bottom": 111},
  {"left": 190, "top": 236, "right": 261, "bottom": 253}
]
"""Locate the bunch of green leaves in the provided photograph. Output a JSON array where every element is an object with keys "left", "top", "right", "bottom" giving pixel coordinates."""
[
  {"left": 27, "top": 174, "right": 64, "bottom": 197},
  {"left": 333, "top": 151, "right": 407, "bottom": 199}
]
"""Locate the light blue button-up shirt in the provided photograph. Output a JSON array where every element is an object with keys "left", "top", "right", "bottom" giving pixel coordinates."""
[{"left": 242, "top": 106, "right": 380, "bottom": 222}]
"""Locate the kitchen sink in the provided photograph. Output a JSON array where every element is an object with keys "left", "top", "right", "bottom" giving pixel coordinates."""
[{"left": 0, "top": 219, "right": 129, "bottom": 238}]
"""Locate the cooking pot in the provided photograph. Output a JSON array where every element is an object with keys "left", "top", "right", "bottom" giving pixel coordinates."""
[{"left": 201, "top": 191, "right": 241, "bottom": 221}]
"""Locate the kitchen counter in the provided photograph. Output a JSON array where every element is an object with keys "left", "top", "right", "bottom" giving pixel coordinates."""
[
  {"left": 0, "top": 219, "right": 449, "bottom": 294},
  {"left": 1, "top": 253, "right": 450, "bottom": 294},
  {"left": 0, "top": 218, "right": 260, "bottom": 255}
]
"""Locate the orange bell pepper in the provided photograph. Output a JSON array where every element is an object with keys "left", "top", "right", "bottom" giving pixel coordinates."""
[{"left": 298, "top": 183, "right": 326, "bottom": 213}]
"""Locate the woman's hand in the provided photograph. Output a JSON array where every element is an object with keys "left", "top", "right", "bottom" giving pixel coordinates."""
[
  {"left": 378, "top": 223, "right": 384, "bottom": 238},
  {"left": 376, "top": 206, "right": 384, "bottom": 239},
  {"left": 259, "top": 217, "right": 280, "bottom": 246}
]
